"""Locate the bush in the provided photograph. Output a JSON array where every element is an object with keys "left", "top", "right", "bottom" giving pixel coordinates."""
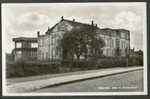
[
  {"left": 6, "top": 56, "right": 143, "bottom": 78},
  {"left": 128, "top": 55, "right": 143, "bottom": 66},
  {"left": 95, "top": 58, "right": 127, "bottom": 68},
  {"left": 61, "top": 58, "right": 128, "bottom": 69},
  {"left": 6, "top": 61, "right": 61, "bottom": 78}
]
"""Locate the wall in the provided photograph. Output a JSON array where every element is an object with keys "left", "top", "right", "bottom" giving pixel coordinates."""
[
  {"left": 37, "top": 20, "right": 130, "bottom": 61},
  {"left": 14, "top": 41, "right": 37, "bottom": 62},
  {"left": 98, "top": 29, "right": 130, "bottom": 57},
  {"left": 37, "top": 21, "right": 71, "bottom": 61}
]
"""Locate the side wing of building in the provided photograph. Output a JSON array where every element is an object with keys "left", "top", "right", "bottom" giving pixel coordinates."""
[
  {"left": 12, "top": 37, "right": 38, "bottom": 62},
  {"left": 97, "top": 29, "right": 130, "bottom": 57}
]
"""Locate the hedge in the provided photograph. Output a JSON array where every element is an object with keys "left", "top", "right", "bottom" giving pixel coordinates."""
[{"left": 6, "top": 56, "right": 143, "bottom": 78}]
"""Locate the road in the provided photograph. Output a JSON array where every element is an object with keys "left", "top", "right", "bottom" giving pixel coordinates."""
[{"left": 34, "top": 69, "right": 143, "bottom": 92}]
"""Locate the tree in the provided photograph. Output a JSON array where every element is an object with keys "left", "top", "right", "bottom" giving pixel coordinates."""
[{"left": 59, "top": 25, "right": 105, "bottom": 61}]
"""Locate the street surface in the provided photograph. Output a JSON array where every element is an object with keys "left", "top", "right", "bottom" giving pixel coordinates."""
[{"left": 34, "top": 70, "right": 143, "bottom": 92}]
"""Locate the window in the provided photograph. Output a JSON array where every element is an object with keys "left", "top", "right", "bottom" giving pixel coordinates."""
[
  {"left": 42, "top": 39, "right": 44, "bottom": 46},
  {"left": 121, "top": 32, "right": 126, "bottom": 38},
  {"left": 39, "top": 40, "right": 42, "bottom": 46},
  {"left": 109, "top": 39, "right": 111, "bottom": 47},
  {"left": 121, "top": 41, "right": 123, "bottom": 48},
  {"left": 107, "top": 39, "right": 109, "bottom": 47},
  {"left": 127, "top": 34, "right": 129, "bottom": 39},
  {"left": 123, "top": 42, "right": 125, "bottom": 48},
  {"left": 42, "top": 53, "right": 44, "bottom": 60},
  {"left": 116, "top": 39, "right": 120, "bottom": 48},
  {"left": 16, "top": 51, "right": 22, "bottom": 54},
  {"left": 51, "top": 38, "right": 54, "bottom": 45},
  {"left": 120, "top": 41, "right": 123, "bottom": 48},
  {"left": 46, "top": 52, "right": 48, "bottom": 59},
  {"left": 38, "top": 40, "right": 41, "bottom": 46},
  {"left": 31, "top": 43, "right": 38, "bottom": 48},
  {"left": 52, "top": 48, "right": 54, "bottom": 57},
  {"left": 106, "top": 48, "right": 109, "bottom": 56},
  {"left": 113, "top": 39, "right": 115, "bottom": 48},
  {"left": 122, "top": 41, "right": 125, "bottom": 49},
  {"left": 111, "top": 39, "right": 113, "bottom": 48},
  {"left": 106, "top": 39, "right": 109, "bottom": 46},
  {"left": 46, "top": 38, "right": 49, "bottom": 45},
  {"left": 16, "top": 42, "right": 22, "bottom": 48}
]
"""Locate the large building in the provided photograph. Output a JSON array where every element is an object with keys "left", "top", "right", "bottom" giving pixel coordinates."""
[
  {"left": 12, "top": 37, "right": 38, "bottom": 62},
  {"left": 37, "top": 17, "right": 130, "bottom": 61}
]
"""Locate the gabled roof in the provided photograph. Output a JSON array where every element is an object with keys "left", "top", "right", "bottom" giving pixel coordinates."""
[
  {"left": 46, "top": 19, "right": 99, "bottom": 34},
  {"left": 62, "top": 19, "right": 99, "bottom": 28},
  {"left": 45, "top": 18, "right": 129, "bottom": 37}
]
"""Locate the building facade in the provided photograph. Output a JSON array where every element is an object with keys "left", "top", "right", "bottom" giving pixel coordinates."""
[
  {"left": 37, "top": 17, "right": 130, "bottom": 61},
  {"left": 97, "top": 28, "right": 130, "bottom": 57},
  {"left": 12, "top": 37, "right": 38, "bottom": 62}
]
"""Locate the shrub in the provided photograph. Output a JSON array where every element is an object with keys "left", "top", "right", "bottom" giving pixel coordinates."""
[
  {"left": 6, "top": 56, "right": 142, "bottom": 78},
  {"left": 128, "top": 55, "right": 143, "bottom": 66},
  {"left": 6, "top": 61, "right": 61, "bottom": 78}
]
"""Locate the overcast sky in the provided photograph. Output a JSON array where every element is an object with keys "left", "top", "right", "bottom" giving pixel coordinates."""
[{"left": 2, "top": 3, "right": 146, "bottom": 53}]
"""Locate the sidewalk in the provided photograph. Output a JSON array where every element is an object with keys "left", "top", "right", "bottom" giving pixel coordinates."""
[
  {"left": 6, "top": 66, "right": 143, "bottom": 93},
  {"left": 7, "top": 67, "right": 127, "bottom": 85}
]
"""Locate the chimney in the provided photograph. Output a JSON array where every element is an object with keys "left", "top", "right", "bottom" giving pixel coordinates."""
[
  {"left": 61, "top": 16, "right": 64, "bottom": 21},
  {"left": 73, "top": 19, "right": 75, "bottom": 22},
  {"left": 95, "top": 24, "right": 97, "bottom": 27},
  {"left": 37, "top": 31, "right": 40, "bottom": 37},
  {"left": 48, "top": 26, "right": 50, "bottom": 30},
  {"left": 91, "top": 20, "right": 94, "bottom": 26}
]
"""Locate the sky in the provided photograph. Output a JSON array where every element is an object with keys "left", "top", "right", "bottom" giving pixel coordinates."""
[{"left": 2, "top": 3, "right": 146, "bottom": 53}]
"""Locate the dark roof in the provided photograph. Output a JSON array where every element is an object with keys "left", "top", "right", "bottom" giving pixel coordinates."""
[
  {"left": 63, "top": 19, "right": 98, "bottom": 28},
  {"left": 45, "top": 18, "right": 129, "bottom": 37},
  {"left": 13, "top": 37, "right": 37, "bottom": 42},
  {"left": 95, "top": 27, "right": 130, "bottom": 38},
  {"left": 101, "top": 28, "right": 130, "bottom": 32}
]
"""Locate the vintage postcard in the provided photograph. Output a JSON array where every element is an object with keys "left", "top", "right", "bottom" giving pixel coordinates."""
[{"left": 2, "top": 2, "right": 147, "bottom": 96}]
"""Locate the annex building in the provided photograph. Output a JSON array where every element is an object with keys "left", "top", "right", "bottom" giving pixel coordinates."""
[
  {"left": 12, "top": 37, "right": 38, "bottom": 61},
  {"left": 37, "top": 17, "right": 130, "bottom": 62}
]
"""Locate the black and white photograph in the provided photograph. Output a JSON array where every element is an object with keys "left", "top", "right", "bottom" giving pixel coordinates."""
[{"left": 2, "top": 2, "right": 147, "bottom": 96}]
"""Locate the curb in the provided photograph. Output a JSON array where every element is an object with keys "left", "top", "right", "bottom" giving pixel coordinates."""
[{"left": 7, "top": 67, "right": 143, "bottom": 93}]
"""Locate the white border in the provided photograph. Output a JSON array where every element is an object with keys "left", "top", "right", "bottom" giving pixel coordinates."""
[
  {"left": 2, "top": 2, "right": 148, "bottom": 96},
  {"left": 143, "top": 2, "right": 148, "bottom": 95},
  {"left": 2, "top": 3, "right": 7, "bottom": 95}
]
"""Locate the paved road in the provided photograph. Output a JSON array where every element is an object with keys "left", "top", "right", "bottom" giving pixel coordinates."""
[{"left": 34, "top": 70, "right": 143, "bottom": 92}]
